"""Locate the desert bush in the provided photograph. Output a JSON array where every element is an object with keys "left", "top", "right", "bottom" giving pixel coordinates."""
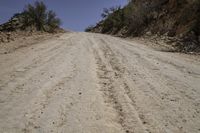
[
  {"left": 90, "top": 0, "right": 199, "bottom": 41},
  {"left": 123, "top": 2, "right": 151, "bottom": 35},
  {"left": 98, "top": 1, "right": 156, "bottom": 35},
  {"left": 22, "top": 1, "right": 61, "bottom": 32},
  {"left": 46, "top": 10, "right": 61, "bottom": 32},
  {"left": 100, "top": 6, "right": 125, "bottom": 33}
]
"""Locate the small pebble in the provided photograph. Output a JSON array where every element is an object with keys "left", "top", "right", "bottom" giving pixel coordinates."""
[{"left": 143, "top": 121, "right": 147, "bottom": 124}]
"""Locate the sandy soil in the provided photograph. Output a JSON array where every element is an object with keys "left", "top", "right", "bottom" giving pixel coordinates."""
[
  {"left": 0, "top": 32, "right": 63, "bottom": 54},
  {"left": 0, "top": 32, "right": 200, "bottom": 133}
]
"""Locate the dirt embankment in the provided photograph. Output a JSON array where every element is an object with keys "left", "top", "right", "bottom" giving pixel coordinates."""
[
  {"left": 0, "top": 8, "right": 66, "bottom": 54},
  {"left": 0, "top": 31, "right": 64, "bottom": 54}
]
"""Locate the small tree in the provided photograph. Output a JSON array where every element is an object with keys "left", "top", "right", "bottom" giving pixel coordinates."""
[
  {"left": 100, "top": 6, "right": 124, "bottom": 33},
  {"left": 23, "top": 1, "right": 47, "bottom": 30},
  {"left": 46, "top": 10, "right": 61, "bottom": 32},
  {"left": 22, "top": 1, "right": 61, "bottom": 32}
]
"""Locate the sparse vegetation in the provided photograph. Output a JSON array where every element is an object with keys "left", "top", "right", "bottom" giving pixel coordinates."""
[
  {"left": 0, "top": 1, "right": 61, "bottom": 33},
  {"left": 101, "top": 6, "right": 124, "bottom": 34},
  {"left": 0, "top": 1, "right": 62, "bottom": 44},
  {"left": 22, "top": 1, "right": 61, "bottom": 32},
  {"left": 87, "top": 0, "right": 200, "bottom": 52}
]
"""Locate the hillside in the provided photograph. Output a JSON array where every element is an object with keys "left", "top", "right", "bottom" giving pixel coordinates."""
[
  {"left": 0, "top": 1, "right": 64, "bottom": 45},
  {"left": 87, "top": 0, "right": 200, "bottom": 53},
  {"left": 0, "top": 1, "right": 65, "bottom": 54}
]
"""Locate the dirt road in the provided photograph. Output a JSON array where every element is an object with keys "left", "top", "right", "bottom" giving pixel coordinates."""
[{"left": 0, "top": 32, "right": 200, "bottom": 133}]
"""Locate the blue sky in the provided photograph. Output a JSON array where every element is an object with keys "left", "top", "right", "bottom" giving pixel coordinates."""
[{"left": 0, "top": 0, "right": 128, "bottom": 31}]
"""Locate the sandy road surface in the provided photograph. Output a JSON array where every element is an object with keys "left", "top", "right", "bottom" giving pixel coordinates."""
[{"left": 0, "top": 32, "right": 200, "bottom": 133}]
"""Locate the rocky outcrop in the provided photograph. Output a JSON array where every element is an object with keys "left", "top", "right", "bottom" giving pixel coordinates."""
[
  {"left": 0, "top": 13, "right": 25, "bottom": 32},
  {"left": 0, "top": 13, "right": 32, "bottom": 43}
]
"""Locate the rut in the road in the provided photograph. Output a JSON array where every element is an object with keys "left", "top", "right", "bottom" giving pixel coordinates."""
[{"left": 92, "top": 38, "right": 149, "bottom": 133}]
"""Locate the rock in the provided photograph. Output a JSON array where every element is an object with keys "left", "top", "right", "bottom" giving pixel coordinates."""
[
  {"left": 10, "top": 37, "right": 15, "bottom": 41},
  {"left": 1, "top": 37, "right": 6, "bottom": 43},
  {"left": 178, "top": 33, "right": 184, "bottom": 38},
  {"left": 171, "top": 42, "right": 177, "bottom": 46},
  {"left": 7, "top": 36, "right": 10, "bottom": 41},
  {"left": 161, "top": 35, "right": 168, "bottom": 41},
  {"left": 7, "top": 32, "right": 11, "bottom": 36},
  {"left": 146, "top": 31, "right": 152, "bottom": 36}
]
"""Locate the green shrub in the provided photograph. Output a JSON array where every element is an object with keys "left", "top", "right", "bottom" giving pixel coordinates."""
[
  {"left": 100, "top": 6, "right": 125, "bottom": 33},
  {"left": 46, "top": 10, "right": 61, "bottom": 32},
  {"left": 22, "top": 1, "right": 61, "bottom": 32}
]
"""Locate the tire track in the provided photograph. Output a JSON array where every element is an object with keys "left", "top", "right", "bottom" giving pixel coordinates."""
[{"left": 92, "top": 38, "right": 149, "bottom": 133}]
